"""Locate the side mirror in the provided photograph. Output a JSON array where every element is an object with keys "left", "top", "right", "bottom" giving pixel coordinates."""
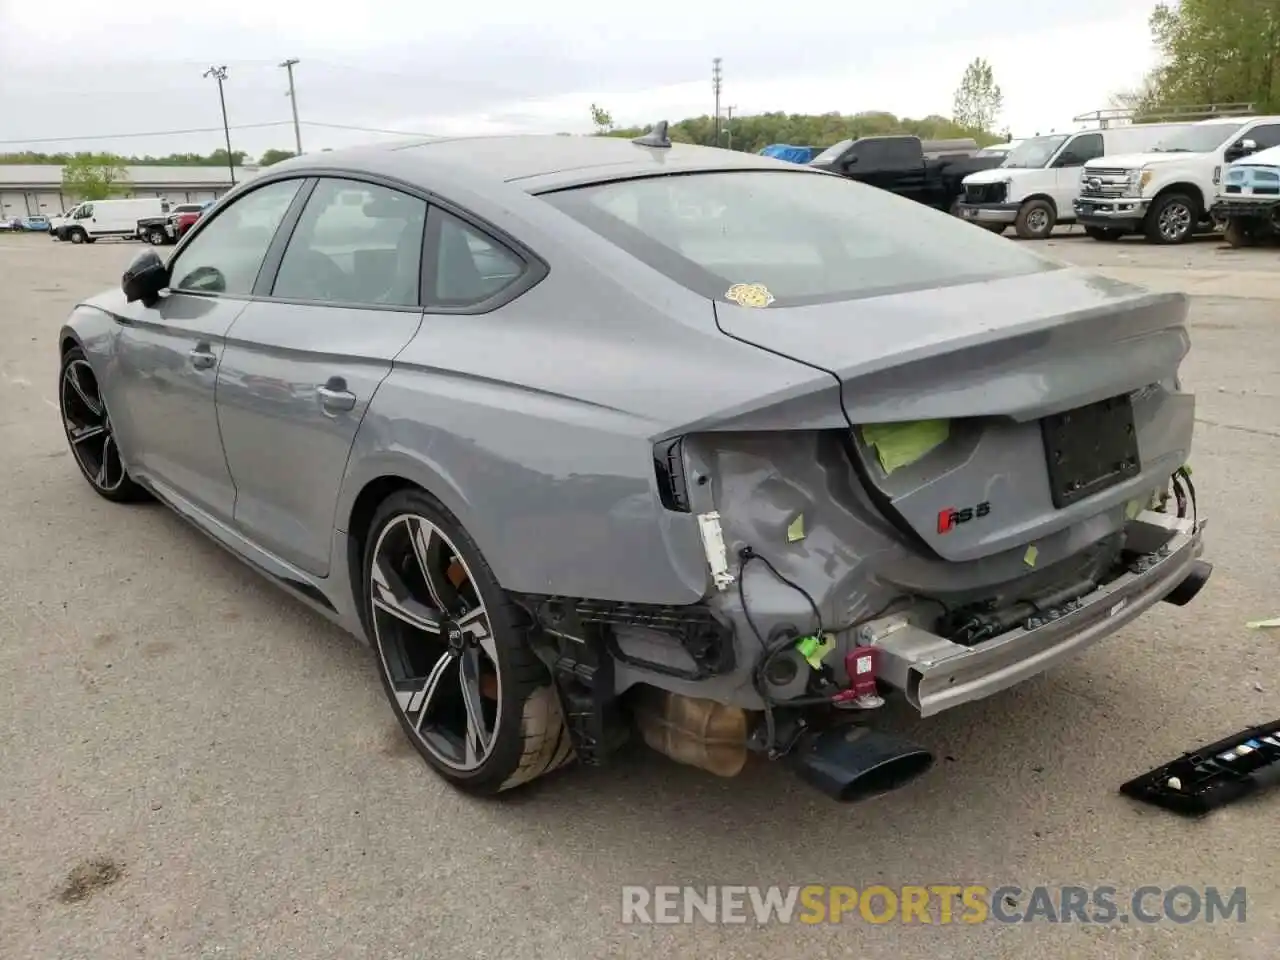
[
  {"left": 122, "top": 248, "right": 170, "bottom": 306},
  {"left": 1241, "top": 138, "right": 1258, "bottom": 155}
]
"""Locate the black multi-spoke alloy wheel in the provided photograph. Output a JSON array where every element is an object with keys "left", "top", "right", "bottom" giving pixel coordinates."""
[
  {"left": 363, "top": 489, "right": 573, "bottom": 794},
  {"left": 59, "top": 347, "right": 149, "bottom": 503}
]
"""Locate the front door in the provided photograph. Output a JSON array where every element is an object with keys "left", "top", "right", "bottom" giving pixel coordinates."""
[
  {"left": 1050, "top": 132, "right": 1104, "bottom": 217},
  {"left": 110, "top": 177, "right": 308, "bottom": 519},
  {"left": 215, "top": 177, "right": 428, "bottom": 576}
]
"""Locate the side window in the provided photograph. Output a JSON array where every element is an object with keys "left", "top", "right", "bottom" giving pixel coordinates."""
[
  {"left": 1247, "top": 124, "right": 1280, "bottom": 149},
  {"left": 426, "top": 208, "right": 527, "bottom": 308},
  {"left": 77, "top": 204, "right": 93, "bottom": 219},
  {"left": 271, "top": 178, "right": 427, "bottom": 307},
  {"left": 171, "top": 179, "right": 303, "bottom": 295},
  {"left": 1069, "top": 133, "right": 1104, "bottom": 164}
]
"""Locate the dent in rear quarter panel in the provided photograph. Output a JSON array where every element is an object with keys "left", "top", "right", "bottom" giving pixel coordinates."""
[{"left": 338, "top": 363, "right": 712, "bottom": 605}]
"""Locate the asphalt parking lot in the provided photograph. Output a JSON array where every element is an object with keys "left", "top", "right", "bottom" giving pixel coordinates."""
[{"left": 2, "top": 230, "right": 1278, "bottom": 959}]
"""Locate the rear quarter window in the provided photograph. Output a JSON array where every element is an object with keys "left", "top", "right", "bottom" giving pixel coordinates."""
[{"left": 540, "top": 170, "right": 1057, "bottom": 306}]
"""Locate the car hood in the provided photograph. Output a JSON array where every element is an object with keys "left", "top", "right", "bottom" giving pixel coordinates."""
[
  {"left": 715, "top": 265, "right": 1189, "bottom": 426},
  {"left": 1229, "top": 144, "right": 1280, "bottom": 169},
  {"left": 962, "top": 167, "right": 1014, "bottom": 185},
  {"left": 1087, "top": 151, "right": 1203, "bottom": 169}
]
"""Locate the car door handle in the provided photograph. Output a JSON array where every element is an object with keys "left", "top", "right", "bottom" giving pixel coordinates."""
[
  {"left": 188, "top": 346, "right": 216, "bottom": 370},
  {"left": 317, "top": 380, "right": 357, "bottom": 415}
]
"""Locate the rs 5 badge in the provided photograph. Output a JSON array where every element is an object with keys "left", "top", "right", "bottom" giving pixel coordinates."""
[{"left": 937, "top": 502, "right": 991, "bottom": 534}]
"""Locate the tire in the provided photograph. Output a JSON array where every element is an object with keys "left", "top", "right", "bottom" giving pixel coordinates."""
[
  {"left": 1145, "top": 193, "right": 1197, "bottom": 244},
  {"left": 68, "top": 228, "right": 86, "bottom": 244},
  {"left": 146, "top": 229, "right": 166, "bottom": 245},
  {"left": 1084, "top": 226, "right": 1125, "bottom": 241},
  {"left": 981, "top": 223, "right": 1006, "bottom": 234},
  {"left": 58, "top": 347, "right": 150, "bottom": 503},
  {"left": 948, "top": 197, "right": 961, "bottom": 218},
  {"left": 362, "top": 488, "right": 573, "bottom": 795},
  {"left": 1223, "top": 219, "right": 1259, "bottom": 248},
  {"left": 1014, "top": 199, "right": 1055, "bottom": 239}
]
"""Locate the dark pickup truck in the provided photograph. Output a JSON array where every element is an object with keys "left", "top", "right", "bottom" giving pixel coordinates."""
[{"left": 808, "top": 135, "right": 1007, "bottom": 214}]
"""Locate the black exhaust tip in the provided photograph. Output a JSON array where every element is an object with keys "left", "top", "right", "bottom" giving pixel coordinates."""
[
  {"left": 1162, "top": 559, "right": 1213, "bottom": 607},
  {"left": 788, "top": 725, "right": 934, "bottom": 803}
]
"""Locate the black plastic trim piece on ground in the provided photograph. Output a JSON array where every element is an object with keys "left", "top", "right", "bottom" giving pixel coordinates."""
[{"left": 1120, "top": 719, "right": 1280, "bottom": 817}]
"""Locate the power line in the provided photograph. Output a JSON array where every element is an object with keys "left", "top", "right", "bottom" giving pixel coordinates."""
[{"left": 0, "top": 122, "right": 293, "bottom": 147}]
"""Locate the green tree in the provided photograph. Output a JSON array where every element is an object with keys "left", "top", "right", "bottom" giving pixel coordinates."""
[
  {"left": 1135, "top": 0, "right": 1280, "bottom": 113},
  {"left": 61, "top": 153, "right": 130, "bottom": 201},
  {"left": 259, "top": 148, "right": 298, "bottom": 166},
  {"left": 953, "top": 58, "right": 1003, "bottom": 133},
  {"left": 589, "top": 103, "right": 614, "bottom": 135}
]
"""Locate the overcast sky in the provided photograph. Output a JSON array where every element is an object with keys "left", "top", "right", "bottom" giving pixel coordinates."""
[{"left": 0, "top": 0, "right": 1161, "bottom": 160}]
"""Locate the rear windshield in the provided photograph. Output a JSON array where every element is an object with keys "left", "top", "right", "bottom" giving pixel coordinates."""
[{"left": 540, "top": 170, "right": 1056, "bottom": 306}]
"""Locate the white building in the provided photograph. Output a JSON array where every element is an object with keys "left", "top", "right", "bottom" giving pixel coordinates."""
[{"left": 0, "top": 164, "right": 261, "bottom": 219}]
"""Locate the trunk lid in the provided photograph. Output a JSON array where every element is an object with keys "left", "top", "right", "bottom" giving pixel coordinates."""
[{"left": 714, "top": 267, "right": 1194, "bottom": 562}]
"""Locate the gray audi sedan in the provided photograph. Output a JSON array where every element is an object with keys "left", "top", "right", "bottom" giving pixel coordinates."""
[{"left": 57, "top": 127, "right": 1210, "bottom": 802}]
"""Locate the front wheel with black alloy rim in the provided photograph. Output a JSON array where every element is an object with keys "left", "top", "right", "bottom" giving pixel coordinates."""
[
  {"left": 1145, "top": 193, "right": 1197, "bottom": 244},
  {"left": 59, "top": 347, "right": 150, "bottom": 503},
  {"left": 363, "top": 488, "right": 574, "bottom": 795},
  {"left": 1014, "top": 198, "right": 1056, "bottom": 240}
]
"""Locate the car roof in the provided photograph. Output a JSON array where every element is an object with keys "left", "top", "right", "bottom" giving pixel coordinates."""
[{"left": 270, "top": 134, "right": 821, "bottom": 194}]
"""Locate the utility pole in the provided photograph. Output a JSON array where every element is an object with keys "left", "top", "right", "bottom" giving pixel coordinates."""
[
  {"left": 279, "top": 58, "right": 303, "bottom": 155},
  {"left": 203, "top": 65, "right": 235, "bottom": 187},
  {"left": 725, "top": 105, "right": 736, "bottom": 151},
  {"left": 712, "top": 57, "right": 723, "bottom": 147}
]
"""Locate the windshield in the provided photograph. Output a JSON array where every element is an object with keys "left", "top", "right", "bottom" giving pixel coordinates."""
[
  {"left": 1151, "top": 123, "right": 1247, "bottom": 153},
  {"left": 541, "top": 170, "right": 1055, "bottom": 307},
  {"left": 811, "top": 139, "right": 852, "bottom": 164},
  {"left": 1000, "top": 135, "right": 1069, "bottom": 169}
]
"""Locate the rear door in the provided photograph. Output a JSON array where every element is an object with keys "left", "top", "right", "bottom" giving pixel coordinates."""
[{"left": 214, "top": 176, "right": 428, "bottom": 576}]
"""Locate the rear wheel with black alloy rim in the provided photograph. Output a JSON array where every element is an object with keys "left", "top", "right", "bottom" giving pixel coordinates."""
[
  {"left": 363, "top": 488, "right": 574, "bottom": 795},
  {"left": 1014, "top": 198, "right": 1056, "bottom": 240},
  {"left": 1145, "top": 192, "right": 1197, "bottom": 244},
  {"left": 59, "top": 347, "right": 150, "bottom": 503}
]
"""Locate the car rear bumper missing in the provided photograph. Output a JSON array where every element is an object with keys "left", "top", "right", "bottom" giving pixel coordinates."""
[{"left": 861, "top": 510, "right": 1206, "bottom": 718}]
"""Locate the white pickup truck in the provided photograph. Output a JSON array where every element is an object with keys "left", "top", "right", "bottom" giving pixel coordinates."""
[{"left": 1073, "top": 115, "right": 1280, "bottom": 244}]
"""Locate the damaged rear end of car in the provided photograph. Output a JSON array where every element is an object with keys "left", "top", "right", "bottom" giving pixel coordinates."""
[{"left": 538, "top": 164, "right": 1210, "bottom": 802}]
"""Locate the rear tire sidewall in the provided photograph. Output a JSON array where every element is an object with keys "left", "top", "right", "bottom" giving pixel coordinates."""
[
  {"left": 362, "top": 488, "right": 565, "bottom": 794},
  {"left": 1015, "top": 199, "right": 1055, "bottom": 240}
]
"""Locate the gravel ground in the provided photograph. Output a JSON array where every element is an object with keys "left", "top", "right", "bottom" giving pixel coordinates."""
[{"left": 1, "top": 230, "right": 1277, "bottom": 959}]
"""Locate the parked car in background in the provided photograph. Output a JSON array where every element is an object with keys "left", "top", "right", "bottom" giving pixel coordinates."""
[
  {"left": 21, "top": 215, "right": 50, "bottom": 232},
  {"left": 135, "top": 202, "right": 211, "bottom": 245},
  {"left": 1211, "top": 142, "right": 1280, "bottom": 247},
  {"left": 809, "top": 135, "right": 1006, "bottom": 214},
  {"left": 0, "top": 217, "right": 19, "bottom": 231},
  {"left": 54, "top": 197, "right": 168, "bottom": 244},
  {"left": 958, "top": 122, "right": 1198, "bottom": 239},
  {"left": 1074, "top": 114, "right": 1280, "bottom": 244}
]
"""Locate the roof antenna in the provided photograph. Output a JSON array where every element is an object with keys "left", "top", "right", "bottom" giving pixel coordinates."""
[{"left": 632, "top": 121, "right": 672, "bottom": 148}]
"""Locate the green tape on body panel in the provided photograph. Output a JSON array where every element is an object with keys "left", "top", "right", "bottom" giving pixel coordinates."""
[{"left": 861, "top": 420, "right": 950, "bottom": 475}]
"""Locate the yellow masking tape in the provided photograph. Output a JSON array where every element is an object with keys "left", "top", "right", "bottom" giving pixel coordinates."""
[{"left": 861, "top": 420, "right": 950, "bottom": 475}]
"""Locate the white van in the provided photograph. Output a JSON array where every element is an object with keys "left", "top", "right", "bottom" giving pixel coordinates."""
[
  {"left": 957, "top": 122, "right": 1199, "bottom": 239},
  {"left": 1074, "top": 115, "right": 1280, "bottom": 244},
  {"left": 53, "top": 198, "right": 168, "bottom": 244}
]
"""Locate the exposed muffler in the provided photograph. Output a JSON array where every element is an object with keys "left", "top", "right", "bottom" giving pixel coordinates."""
[
  {"left": 787, "top": 725, "right": 934, "bottom": 803},
  {"left": 630, "top": 688, "right": 934, "bottom": 801},
  {"left": 1162, "top": 559, "right": 1213, "bottom": 607}
]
